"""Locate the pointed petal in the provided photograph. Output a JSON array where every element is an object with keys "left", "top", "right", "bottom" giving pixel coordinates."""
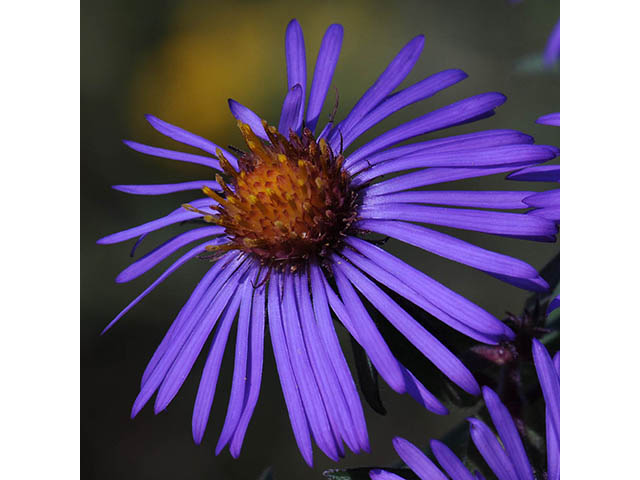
[
  {"left": 144, "top": 114, "right": 238, "bottom": 168},
  {"left": 280, "top": 273, "right": 341, "bottom": 461},
  {"left": 191, "top": 292, "right": 243, "bottom": 444},
  {"left": 482, "top": 387, "right": 534, "bottom": 480},
  {"left": 306, "top": 24, "right": 343, "bottom": 132},
  {"left": 326, "top": 268, "right": 406, "bottom": 393},
  {"left": 279, "top": 84, "right": 304, "bottom": 136},
  {"left": 267, "top": 270, "right": 314, "bottom": 466},
  {"left": 229, "top": 283, "right": 267, "bottom": 457},
  {"left": 358, "top": 204, "right": 557, "bottom": 237},
  {"left": 344, "top": 92, "right": 507, "bottom": 166},
  {"left": 295, "top": 272, "right": 359, "bottom": 454},
  {"left": 115, "top": 226, "right": 224, "bottom": 283},
  {"left": 356, "top": 220, "right": 541, "bottom": 280},
  {"left": 113, "top": 180, "right": 220, "bottom": 196},
  {"left": 102, "top": 241, "right": 215, "bottom": 334},
  {"left": 153, "top": 264, "right": 252, "bottom": 413},
  {"left": 228, "top": 99, "right": 269, "bottom": 140},
  {"left": 392, "top": 437, "right": 448, "bottom": 480},
  {"left": 342, "top": 69, "right": 467, "bottom": 149},
  {"left": 334, "top": 256, "right": 480, "bottom": 395},
  {"left": 343, "top": 238, "right": 510, "bottom": 341},
  {"left": 310, "top": 264, "right": 369, "bottom": 452},
  {"left": 362, "top": 190, "right": 534, "bottom": 209},
  {"left": 122, "top": 140, "right": 222, "bottom": 170},
  {"left": 348, "top": 129, "right": 534, "bottom": 175},
  {"left": 468, "top": 418, "right": 519, "bottom": 480},
  {"left": 354, "top": 144, "right": 555, "bottom": 185},
  {"left": 329, "top": 35, "right": 425, "bottom": 149},
  {"left": 430, "top": 440, "right": 475, "bottom": 480},
  {"left": 215, "top": 281, "right": 254, "bottom": 452}
]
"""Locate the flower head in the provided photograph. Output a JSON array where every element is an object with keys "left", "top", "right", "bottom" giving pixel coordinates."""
[
  {"left": 99, "top": 19, "right": 558, "bottom": 465},
  {"left": 373, "top": 340, "right": 559, "bottom": 480}
]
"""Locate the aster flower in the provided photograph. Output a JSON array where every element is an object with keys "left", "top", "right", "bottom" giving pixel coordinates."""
[
  {"left": 371, "top": 339, "right": 560, "bottom": 480},
  {"left": 508, "top": 113, "right": 560, "bottom": 223},
  {"left": 98, "top": 19, "right": 558, "bottom": 465}
]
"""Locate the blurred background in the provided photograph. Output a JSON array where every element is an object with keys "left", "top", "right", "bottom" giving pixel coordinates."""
[{"left": 81, "top": 0, "right": 559, "bottom": 478}]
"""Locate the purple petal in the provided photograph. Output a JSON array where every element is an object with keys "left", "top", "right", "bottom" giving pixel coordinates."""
[
  {"left": 363, "top": 190, "right": 534, "bottom": 209},
  {"left": 468, "top": 418, "right": 519, "bottom": 480},
  {"left": 144, "top": 114, "right": 238, "bottom": 169},
  {"left": 267, "top": 270, "right": 314, "bottom": 466},
  {"left": 369, "top": 470, "right": 405, "bottom": 480},
  {"left": 317, "top": 121, "right": 333, "bottom": 140},
  {"left": 97, "top": 199, "right": 217, "bottom": 245},
  {"left": 138, "top": 252, "right": 237, "bottom": 387},
  {"left": 130, "top": 255, "right": 249, "bottom": 417},
  {"left": 281, "top": 273, "right": 341, "bottom": 461},
  {"left": 507, "top": 165, "right": 559, "bottom": 182},
  {"left": 153, "top": 263, "right": 254, "bottom": 414},
  {"left": 353, "top": 144, "right": 554, "bottom": 185},
  {"left": 402, "top": 367, "right": 448, "bottom": 415},
  {"left": 310, "top": 264, "right": 369, "bottom": 452},
  {"left": 333, "top": 256, "right": 480, "bottom": 395},
  {"left": 363, "top": 165, "right": 521, "bottom": 197},
  {"left": 344, "top": 92, "right": 507, "bottom": 167},
  {"left": 430, "top": 440, "right": 475, "bottom": 480},
  {"left": 102, "top": 241, "right": 215, "bottom": 334},
  {"left": 342, "top": 69, "right": 468, "bottom": 149},
  {"left": 122, "top": 140, "right": 222, "bottom": 170},
  {"left": 524, "top": 189, "right": 559, "bottom": 208},
  {"left": 328, "top": 35, "right": 425, "bottom": 150},
  {"left": 279, "top": 84, "right": 304, "bottom": 137},
  {"left": 306, "top": 24, "right": 343, "bottom": 132},
  {"left": 356, "top": 219, "right": 542, "bottom": 279},
  {"left": 348, "top": 129, "right": 535, "bottom": 175},
  {"left": 228, "top": 99, "right": 268, "bottom": 140},
  {"left": 113, "top": 180, "right": 220, "bottom": 196},
  {"left": 229, "top": 283, "right": 266, "bottom": 457},
  {"left": 358, "top": 204, "right": 557, "bottom": 237},
  {"left": 546, "top": 404, "right": 560, "bottom": 480},
  {"left": 343, "top": 238, "right": 511, "bottom": 341},
  {"left": 214, "top": 281, "right": 253, "bottom": 453},
  {"left": 295, "top": 272, "right": 359, "bottom": 454},
  {"left": 487, "top": 272, "right": 550, "bottom": 293},
  {"left": 537, "top": 112, "right": 560, "bottom": 127},
  {"left": 191, "top": 290, "right": 244, "bottom": 444},
  {"left": 285, "top": 20, "right": 307, "bottom": 90},
  {"left": 392, "top": 437, "right": 448, "bottom": 480},
  {"left": 543, "top": 21, "right": 560, "bottom": 66},
  {"left": 115, "top": 226, "right": 224, "bottom": 283},
  {"left": 482, "top": 387, "right": 534, "bottom": 480},
  {"left": 326, "top": 268, "right": 406, "bottom": 393},
  {"left": 532, "top": 340, "right": 560, "bottom": 443},
  {"left": 528, "top": 206, "right": 560, "bottom": 222}
]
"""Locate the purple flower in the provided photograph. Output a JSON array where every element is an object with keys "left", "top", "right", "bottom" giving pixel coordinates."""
[
  {"left": 373, "top": 340, "right": 560, "bottom": 480},
  {"left": 508, "top": 113, "right": 560, "bottom": 223},
  {"left": 98, "top": 19, "right": 558, "bottom": 465}
]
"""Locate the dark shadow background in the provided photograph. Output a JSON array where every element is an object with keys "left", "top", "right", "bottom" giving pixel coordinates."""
[{"left": 81, "top": 0, "right": 559, "bottom": 478}]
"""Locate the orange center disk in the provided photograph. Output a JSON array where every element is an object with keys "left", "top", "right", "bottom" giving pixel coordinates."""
[{"left": 202, "top": 121, "right": 358, "bottom": 265}]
